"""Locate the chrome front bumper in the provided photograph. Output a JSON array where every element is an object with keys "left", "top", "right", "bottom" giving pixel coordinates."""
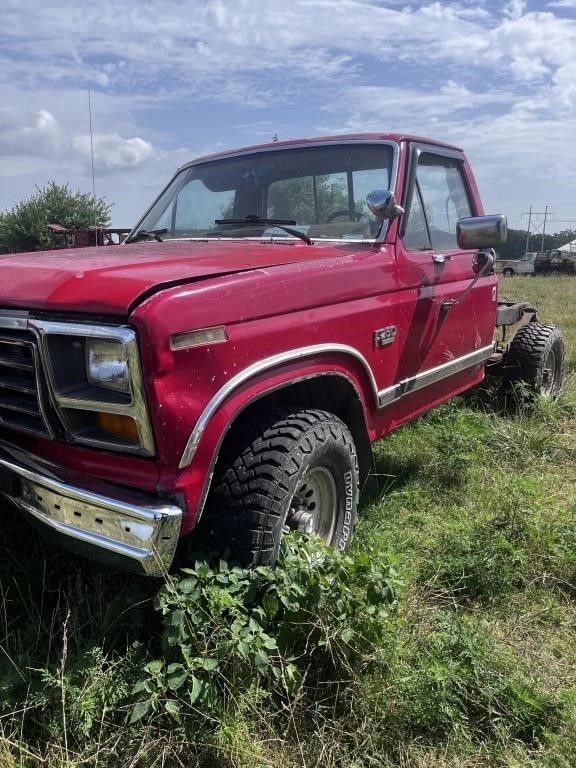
[{"left": 0, "top": 440, "right": 182, "bottom": 576}]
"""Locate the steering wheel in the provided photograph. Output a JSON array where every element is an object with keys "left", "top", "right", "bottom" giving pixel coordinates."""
[{"left": 325, "top": 209, "right": 369, "bottom": 223}]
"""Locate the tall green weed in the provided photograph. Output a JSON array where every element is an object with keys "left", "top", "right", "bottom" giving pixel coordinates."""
[{"left": 131, "top": 533, "right": 398, "bottom": 723}]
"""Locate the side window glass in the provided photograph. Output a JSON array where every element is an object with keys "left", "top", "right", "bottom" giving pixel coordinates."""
[
  {"left": 403, "top": 186, "right": 430, "bottom": 250},
  {"left": 415, "top": 155, "right": 472, "bottom": 249}
]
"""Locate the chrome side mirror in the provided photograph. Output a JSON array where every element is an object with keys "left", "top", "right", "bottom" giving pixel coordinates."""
[
  {"left": 456, "top": 214, "right": 507, "bottom": 249},
  {"left": 366, "top": 190, "right": 405, "bottom": 221}
]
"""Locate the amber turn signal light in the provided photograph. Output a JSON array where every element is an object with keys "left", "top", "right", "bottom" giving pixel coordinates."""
[{"left": 97, "top": 412, "right": 140, "bottom": 443}]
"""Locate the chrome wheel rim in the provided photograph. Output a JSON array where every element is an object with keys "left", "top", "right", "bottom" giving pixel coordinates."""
[
  {"left": 541, "top": 349, "right": 557, "bottom": 396},
  {"left": 288, "top": 467, "right": 337, "bottom": 542}
]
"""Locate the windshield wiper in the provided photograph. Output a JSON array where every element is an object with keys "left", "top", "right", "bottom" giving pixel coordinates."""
[
  {"left": 125, "top": 228, "right": 167, "bottom": 244},
  {"left": 214, "top": 215, "right": 312, "bottom": 245}
]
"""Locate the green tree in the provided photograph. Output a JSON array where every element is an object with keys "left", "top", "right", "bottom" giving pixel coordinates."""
[
  {"left": 267, "top": 176, "right": 350, "bottom": 224},
  {"left": 0, "top": 182, "right": 111, "bottom": 253},
  {"left": 497, "top": 227, "right": 529, "bottom": 259},
  {"left": 547, "top": 229, "right": 576, "bottom": 250}
]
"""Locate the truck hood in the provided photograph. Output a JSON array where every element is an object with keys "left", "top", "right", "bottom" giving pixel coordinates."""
[{"left": 0, "top": 239, "right": 318, "bottom": 315}]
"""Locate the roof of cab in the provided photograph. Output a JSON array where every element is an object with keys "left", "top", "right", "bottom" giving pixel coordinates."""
[{"left": 178, "top": 133, "right": 464, "bottom": 170}]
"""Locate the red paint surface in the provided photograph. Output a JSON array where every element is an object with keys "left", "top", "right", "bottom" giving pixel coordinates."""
[{"left": 0, "top": 240, "right": 318, "bottom": 314}]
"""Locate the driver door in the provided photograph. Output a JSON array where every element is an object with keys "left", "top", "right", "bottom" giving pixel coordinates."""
[{"left": 394, "top": 149, "right": 496, "bottom": 387}]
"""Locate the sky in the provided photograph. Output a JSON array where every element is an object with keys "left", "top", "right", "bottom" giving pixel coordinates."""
[{"left": 1, "top": 0, "right": 576, "bottom": 236}]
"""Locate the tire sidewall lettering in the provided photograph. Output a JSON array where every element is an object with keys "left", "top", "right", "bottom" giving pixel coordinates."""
[{"left": 338, "top": 469, "right": 356, "bottom": 549}]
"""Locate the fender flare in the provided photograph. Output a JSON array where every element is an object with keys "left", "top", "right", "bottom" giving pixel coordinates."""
[{"left": 172, "top": 346, "right": 378, "bottom": 534}]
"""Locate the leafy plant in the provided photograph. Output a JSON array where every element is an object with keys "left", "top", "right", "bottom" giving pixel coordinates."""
[
  {"left": 31, "top": 646, "right": 134, "bottom": 739},
  {"left": 130, "top": 533, "right": 398, "bottom": 723}
]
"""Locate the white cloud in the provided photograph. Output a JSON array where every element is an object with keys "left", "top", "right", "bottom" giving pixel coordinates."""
[
  {"left": 73, "top": 133, "right": 154, "bottom": 172},
  {"left": 0, "top": 1, "right": 518, "bottom": 89},
  {"left": 0, "top": 107, "right": 63, "bottom": 156},
  {"left": 1, "top": 0, "right": 575, "bottom": 104},
  {"left": 325, "top": 82, "right": 513, "bottom": 129},
  {"left": 490, "top": 11, "right": 576, "bottom": 83},
  {"left": 504, "top": 0, "right": 526, "bottom": 20}
]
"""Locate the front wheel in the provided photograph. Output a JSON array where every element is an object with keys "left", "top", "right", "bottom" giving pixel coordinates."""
[{"left": 197, "top": 407, "right": 359, "bottom": 566}]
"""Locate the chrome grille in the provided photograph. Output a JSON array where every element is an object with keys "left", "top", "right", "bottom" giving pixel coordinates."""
[{"left": 0, "top": 333, "right": 50, "bottom": 436}]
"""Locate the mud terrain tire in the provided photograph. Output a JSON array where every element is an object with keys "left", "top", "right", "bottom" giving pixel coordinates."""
[
  {"left": 198, "top": 406, "right": 359, "bottom": 566},
  {"left": 505, "top": 322, "right": 565, "bottom": 398}
]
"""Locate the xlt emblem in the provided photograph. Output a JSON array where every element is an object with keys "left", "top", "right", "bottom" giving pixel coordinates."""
[{"left": 374, "top": 326, "right": 397, "bottom": 348}]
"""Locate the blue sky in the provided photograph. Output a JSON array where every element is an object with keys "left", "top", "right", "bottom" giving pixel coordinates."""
[{"left": 1, "top": 0, "right": 576, "bottom": 234}]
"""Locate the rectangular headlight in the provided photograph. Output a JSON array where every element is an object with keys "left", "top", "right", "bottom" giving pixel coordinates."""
[
  {"left": 31, "top": 320, "right": 155, "bottom": 456},
  {"left": 86, "top": 338, "right": 130, "bottom": 393}
]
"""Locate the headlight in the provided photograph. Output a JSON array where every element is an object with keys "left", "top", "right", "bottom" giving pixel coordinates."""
[
  {"left": 86, "top": 339, "right": 130, "bottom": 393},
  {"left": 31, "top": 320, "right": 155, "bottom": 457}
]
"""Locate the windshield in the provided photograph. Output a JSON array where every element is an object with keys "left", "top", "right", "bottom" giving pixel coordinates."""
[{"left": 132, "top": 143, "right": 394, "bottom": 242}]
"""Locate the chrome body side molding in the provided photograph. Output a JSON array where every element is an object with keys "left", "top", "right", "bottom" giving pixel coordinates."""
[
  {"left": 377, "top": 345, "right": 494, "bottom": 407},
  {"left": 178, "top": 344, "right": 379, "bottom": 468},
  {"left": 179, "top": 342, "right": 494, "bottom": 468}
]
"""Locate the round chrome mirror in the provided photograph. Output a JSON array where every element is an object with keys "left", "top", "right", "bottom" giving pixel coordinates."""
[{"left": 366, "top": 190, "right": 405, "bottom": 221}]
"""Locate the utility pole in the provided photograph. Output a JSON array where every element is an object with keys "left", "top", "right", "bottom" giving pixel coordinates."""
[
  {"left": 522, "top": 206, "right": 553, "bottom": 256},
  {"left": 524, "top": 205, "right": 532, "bottom": 256},
  {"left": 540, "top": 204, "right": 548, "bottom": 254}
]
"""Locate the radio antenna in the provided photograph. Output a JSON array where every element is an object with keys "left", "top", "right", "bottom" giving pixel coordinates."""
[{"left": 88, "top": 90, "right": 96, "bottom": 198}]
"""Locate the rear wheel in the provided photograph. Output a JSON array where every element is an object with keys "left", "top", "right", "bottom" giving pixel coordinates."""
[
  {"left": 196, "top": 406, "right": 359, "bottom": 566},
  {"left": 503, "top": 268, "right": 515, "bottom": 277},
  {"left": 504, "top": 322, "right": 565, "bottom": 399}
]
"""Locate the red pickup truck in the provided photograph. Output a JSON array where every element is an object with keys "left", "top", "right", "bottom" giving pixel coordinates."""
[{"left": 0, "top": 134, "right": 565, "bottom": 574}]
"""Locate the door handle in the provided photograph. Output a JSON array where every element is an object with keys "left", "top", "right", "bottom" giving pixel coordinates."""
[{"left": 432, "top": 253, "right": 452, "bottom": 264}]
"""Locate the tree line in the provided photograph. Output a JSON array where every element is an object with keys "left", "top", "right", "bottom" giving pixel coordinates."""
[
  {"left": 498, "top": 227, "right": 576, "bottom": 259},
  {"left": 0, "top": 182, "right": 110, "bottom": 253}
]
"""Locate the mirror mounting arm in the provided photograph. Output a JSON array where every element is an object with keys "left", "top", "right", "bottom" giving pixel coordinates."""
[{"left": 442, "top": 249, "right": 496, "bottom": 313}]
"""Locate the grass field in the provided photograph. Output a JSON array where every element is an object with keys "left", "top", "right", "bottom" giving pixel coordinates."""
[{"left": 0, "top": 276, "right": 575, "bottom": 767}]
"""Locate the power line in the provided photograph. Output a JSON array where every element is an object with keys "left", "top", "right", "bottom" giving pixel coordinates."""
[{"left": 521, "top": 205, "right": 553, "bottom": 254}]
